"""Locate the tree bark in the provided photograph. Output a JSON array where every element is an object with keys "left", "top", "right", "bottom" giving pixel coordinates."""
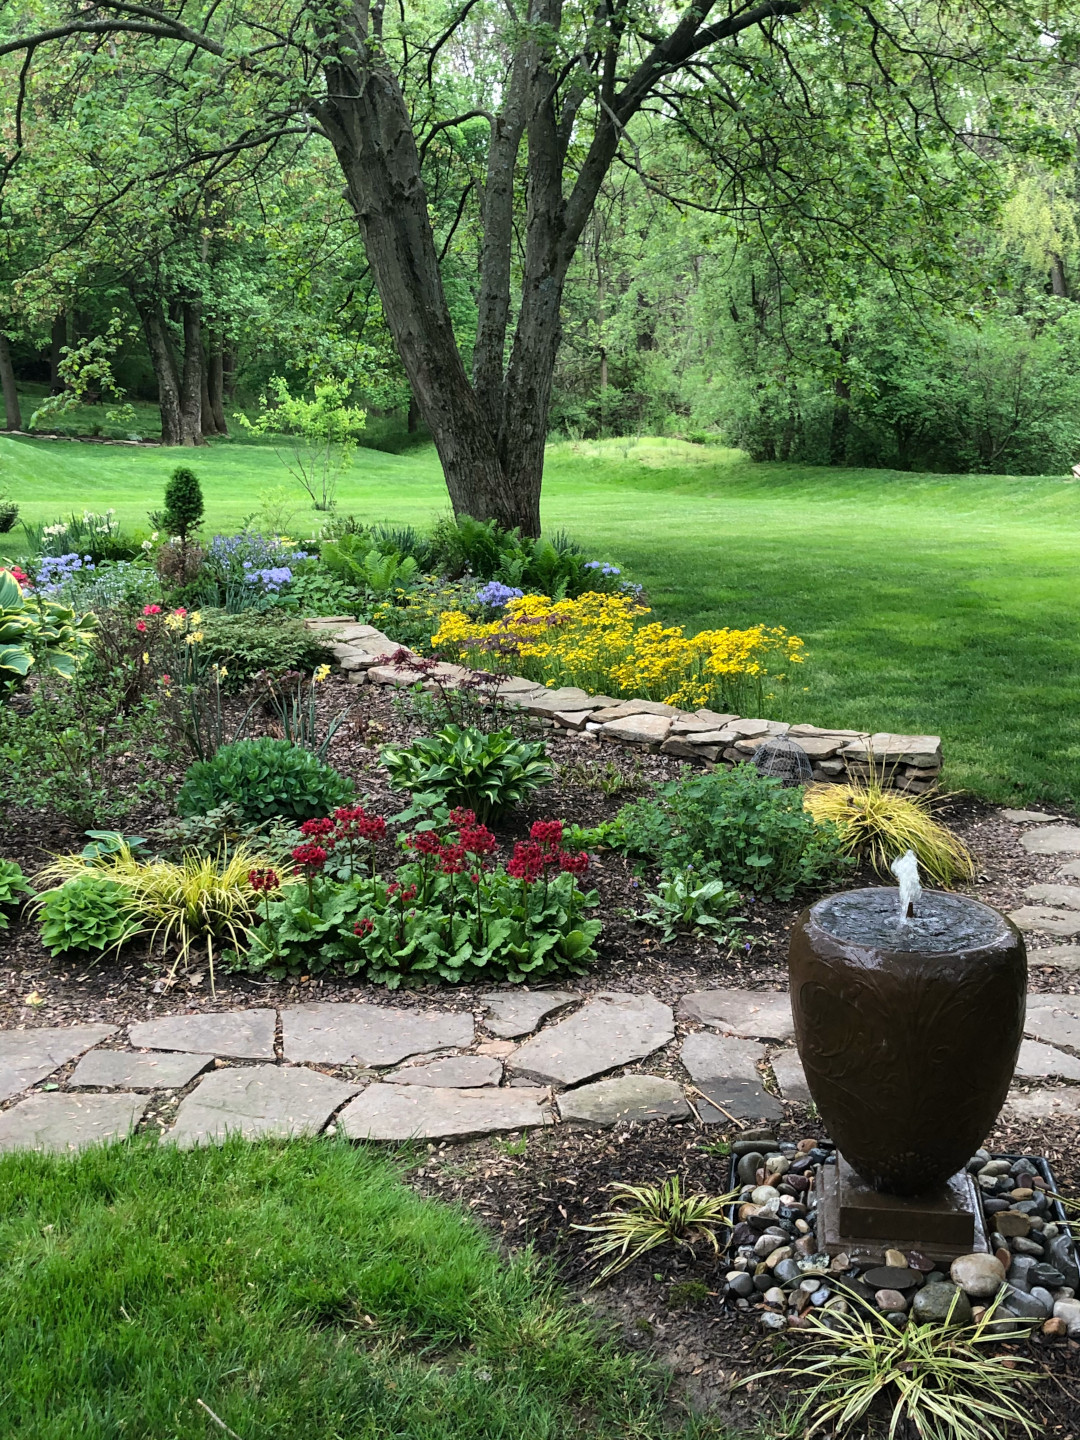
[
  {"left": 0, "top": 331, "right": 21, "bottom": 430},
  {"left": 207, "top": 337, "right": 229, "bottom": 433},
  {"left": 1050, "top": 254, "right": 1068, "bottom": 298},
  {"left": 179, "top": 299, "right": 205, "bottom": 446},
  {"left": 134, "top": 294, "right": 184, "bottom": 445},
  {"left": 49, "top": 313, "right": 67, "bottom": 394}
]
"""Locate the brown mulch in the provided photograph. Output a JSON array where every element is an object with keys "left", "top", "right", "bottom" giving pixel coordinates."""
[{"left": 3, "top": 673, "right": 1080, "bottom": 1432}]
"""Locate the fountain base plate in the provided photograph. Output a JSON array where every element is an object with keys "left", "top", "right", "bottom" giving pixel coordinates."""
[{"left": 818, "top": 1155, "right": 988, "bottom": 1264}]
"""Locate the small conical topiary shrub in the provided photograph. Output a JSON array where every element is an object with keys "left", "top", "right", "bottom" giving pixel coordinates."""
[{"left": 161, "top": 466, "right": 204, "bottom": 547}]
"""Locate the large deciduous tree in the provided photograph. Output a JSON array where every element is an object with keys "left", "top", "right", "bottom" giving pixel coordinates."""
[{"left": 0, "top": 0, "right": 1065, "bottom": 528}]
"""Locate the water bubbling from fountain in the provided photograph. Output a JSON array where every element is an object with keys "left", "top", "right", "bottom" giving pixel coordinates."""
[{"left": 891, "top": 848, "right": 922, "bottom": 921}]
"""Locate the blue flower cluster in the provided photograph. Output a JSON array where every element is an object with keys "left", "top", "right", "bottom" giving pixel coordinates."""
[
  {"left": 584, "top": 560, "right": 621, "bottom": 576},
  {"left": 475, "top": 581, "right": 524, "bottom": 609},
  {"left": 204, "top": 532, "right": 312, "bottom": 592},
  {"left": 36, "top": 553, "right": 94, "bottom": 593},
  {"left": 244, "top": 564, "right": 293, "bottom": 593}
]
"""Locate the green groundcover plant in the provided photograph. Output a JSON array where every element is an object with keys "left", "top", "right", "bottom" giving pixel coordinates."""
[
  {"left": 235, "top": 811, "right": 599, "bottom": 986},
  {"left": 177, "top": 738, "right": 355, "bottom": 825},
  {"left": 589, "top": 764, "right": 850, "bottom": 899},
  {"left": 382, "top": 724, "right": 552, "bottom": 824},
  {"left": 0, "top": 859, "right": 33, "bottom": 929},
  {"left": 34, "top": 874, "right": 142, "bottom": 957}
]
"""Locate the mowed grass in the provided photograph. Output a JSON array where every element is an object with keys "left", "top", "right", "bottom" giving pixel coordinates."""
[
  {"left": 2, "top": 430, "right": 1078, "bottom": 804},
  {"left": 0, "top": 1137, "right": 685, "bottom": 1440}
]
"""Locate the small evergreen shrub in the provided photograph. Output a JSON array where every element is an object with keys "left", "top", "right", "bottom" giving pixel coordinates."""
[
  {"left": 36, "top": 876, "right": 141, "bottom": 956},
  {"left": 177, "top": 738, "right": 355, "bottom": 825},
  {"left": 193, "top": 610, "right": 332, "bottom": 688},
  {"left": 160, "top": 466, "right": 205, "bottom": 546}
]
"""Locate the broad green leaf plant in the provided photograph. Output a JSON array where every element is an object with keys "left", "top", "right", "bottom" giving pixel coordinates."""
[{"left": 0, "top": 568, "right": 96, "bottom": 683}]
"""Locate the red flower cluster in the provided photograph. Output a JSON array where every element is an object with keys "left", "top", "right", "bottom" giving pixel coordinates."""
[
  {"left": 440, "top": 842, "right": 467, "bottom": 876},
  {"left": 334, "top": 806, "right": 386, "bottom": 844},
  {"left": 506, "top": 824, "right": 589, "bottom": 885},
  {"left": 387, "top": 882, "right": 418, "bottom": 902},
  {"left": 135, "top": 620, "right": 147, "bottom": 633},
  {"left": 406, "top": 831, "right": 443, "bottom": 858},
  {"left": 530, "top": 819, "right": 564, "bottom": 850},
  {"left": 353, "top": 917, "right": 375, "bottom": 938},
  {"left": 143, "top": 604, "right": 162, "bottom": 616},
  {"left": 559, "top": 849, "right": 589, "bottom": 876},
  {"left": 300, "top": 817, "right": 335, "bottom": 841},
  {"left": 507, "top": 841, "right": 545, "bottom": 882},
  {"left": 9, "top": 565, "right": 30, "bottom": 589},
  {"left": 291, "top": 843, "right": 328, "bottom": 876},
  {"left": 248, "top": 867, "right": 281, "bottom": 893}
]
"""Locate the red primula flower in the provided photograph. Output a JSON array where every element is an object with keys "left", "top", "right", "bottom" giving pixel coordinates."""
[
  {"left": 353, "top": 917, "right": 375, "bottom": 938},
  {"left": 460, "top": 823, "right": 497, "bottom": 858},
  {"left": 248, "top": 867, "right": 281, "bottom": 893},
  {"left": 507, "top": 840, "right": 544, "bottom": 883},
  {"left": 300, "top": 817, "right": 336, "bottom": 841},
  {"left": 357, "top": 814, "right": 386, "bottom": 842},
  {"left": 440, "top": 842, "right": 466, "bottom": 875},
  {"left": 558, "top": 849, "right": 590, "bottom": 877},
  {"left": 530, "top": 819, "right": 564, "bottom": 850},
  {"left": 407, "top": 831, "right": 443, "bottom": 857},
  {"left": 291, "top": 843, "right": 328, "bottom": 875},
  {"left": 448, "top": 807, "right": 477, "bottom": 828}
]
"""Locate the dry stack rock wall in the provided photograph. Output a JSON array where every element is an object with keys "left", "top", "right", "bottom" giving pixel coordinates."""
[{"left": 305, "top": 617, "right": 943, "bottom": 792}]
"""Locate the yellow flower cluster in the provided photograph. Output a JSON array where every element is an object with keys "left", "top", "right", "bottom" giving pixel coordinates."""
[{"left": 432, "top": 593, "right": 804, "bottom": 713}]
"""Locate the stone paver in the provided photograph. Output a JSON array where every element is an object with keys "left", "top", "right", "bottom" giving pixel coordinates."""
[
  {"left": 680, "top": 1032, "right": 783, "bottom": 1122},
  {"left": 168, "top": 1065, "right": 359, "bottom": 1147},
  {"left": 0, "top": 1092, "right": 147, "bottom": 1153},
  {"left": 70, "top": 1049, "right": 211, "bottom": 1090},
  {"left": 556, "top": 1075, "right": 689, "bottom": 1126},
  {"left": 508, "top": 992, "right": 674, "bottom": 1087},
  {"left": 386, "top": 1056, "right": 502, "bottom": 1087},
  {"left": 1059, "top": 860, "right": 1080, "bottom": 879},
  {"left": 1029, "top": 945, "right": 1080, "bottom": 970},
  {"left": 282, "top": 1003, "right": 474, "bottom": 1066},
  {"left": 1001, "top": 809, "right": 1056, "bottom": 824},
  {"left": 769, "top": 1048, "right": 813, "bottom": 1105},
  {"left": 0, "top": 1024, "right": 117, "bottom": 1102},
  {"left": 1015, "top": 1039, "right": 1080, "bottom": 1082},
  {"left": 677, "top": 989, "right": 794, "bottom": 1042},
  {"left": 1020, "top": 826, "right": 1080, "bottom": 856},
  {"left": 128, "top": 1010, "right": 276, "bottom": 1060},
  {"left": 1004, "top": 1087, "right": 1080, "bottom": 1121},
  {"left": 1024, "top": 996, "right": 1080, "bottom": 1051},
  {"left": 481, "top": 990, "right": 578, "bottom": 1039},
  {"left": 338, "top": 1084, "right": 553, "bottom": 1140},
  {"left": 1023, "top": 884, "right": 1080, "bottom": 908},
  {"left": 1008, "top": 907, "right": 1080, "bottom": 937}
]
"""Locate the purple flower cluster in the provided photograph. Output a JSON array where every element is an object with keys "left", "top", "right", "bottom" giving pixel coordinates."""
[
  {"left": 475, "top": 581, "right": 524, "bottom": 609},
  {"left": 584, "top": 560, "right": 621, "bottom": 576},
  {"left": 244, "top": 565, "right": 293, "bottom": 593},
  {"left": 204, "top": 532, "right": 311, "bottom": 592},
  {"left": 36, "top": 553, "right": 94, "bottom": 593}
]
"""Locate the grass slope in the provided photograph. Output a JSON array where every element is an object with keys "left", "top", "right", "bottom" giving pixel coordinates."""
[
  {"left": 2, "top": 431, "right": 1078, "bottom": 804},
  {"left": 0, "top": 1137, "right": 687, "bottom": 1440}
]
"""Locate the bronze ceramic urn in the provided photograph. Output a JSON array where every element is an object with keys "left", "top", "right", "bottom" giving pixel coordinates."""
[{"left": 789, "top": 887, "right": 1027, "bottom": 1196}]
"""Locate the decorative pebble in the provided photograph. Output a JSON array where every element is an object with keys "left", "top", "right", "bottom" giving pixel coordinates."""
[
  {"left": 911, "top": 1283, "right": 973, "bottom": 1326},
  {"left": 884, "top": 1311, "right": 908, "bottom": 1328},
  {"left": 760, "top": 1312, "right": 786, "bottom": 1331},
  {"left": 736, "top": 1152, "right": 763, "bottom": 1185},
  {"left": 884, "top": 1249, "right": 907, "bottom": 1268},
  {"left": 1012, "top": 1236, "right": 1045, "bottom": 1257},
  {"left": 996, "top": 1211, "right": 1032, "bottom": 1238},
  {"left": 863, "top": 1265, "right": 920, "bottom": 1291},
  {"left": 950, "top": 1253, "right": 1006, "bottom": 1299},
  {"left": 763, "top": 1286, "right": 786, "bottom": 1308},
  {"left": 754, "top": 1234, "right": 785, "bottom": 1258},
  {"left": 1043, "top": 1317, "right": 1068, "bottom": 1337},
  {"left": 773, "top": 1259, "right": 802, "bottom": 1284},
  {"left": 810, "top": 1287, "right": 831, "bottom": 1306},
  {"left": 875, "top": 1289, "right": 908, "bottom": 1313},
  {"left": 726, "top": 1271, "right": 754, "bottom": 1298}
]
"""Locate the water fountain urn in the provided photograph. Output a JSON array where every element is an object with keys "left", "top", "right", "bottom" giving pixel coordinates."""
[{"left": 788, "top": 858, "right": 1026, "bottom": 1258}]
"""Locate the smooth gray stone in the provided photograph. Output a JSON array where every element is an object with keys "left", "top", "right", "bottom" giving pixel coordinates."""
[
  {"left": 1020, "top": 826, "right": 1080, "bottom": 855},
  {"left": 338, "top": 1084, "right": 553, "bottom": 1141},
  {"left": 282, "top": 1003, "right": 473, "bottom": 1066},
  {"left": 1009, "top": 907, "right": 1080, "bottom": 937},
  {"left": 1002, "top": 1285, "right": 1050, "bottom": 1320},
  {"left": 1002, "top": 809, "right": 1056, "bottom": 824},
  {"left": 1024, "top": 884, "right": 1080, "bottom": 909},
  {"left": 1028, "top": 944, "right": 1080, "bottom": 970},
  {"left": 1048, "top": 1233, "right": 1080, "bottom": 1290},
  {"left": 0, "top": 1024, "right": 117, "bottom": 1102},
  {"left": 911, "top": 1282, "right": 972, "bottom": 1326},
  {"left": 480, "top": 990, "right": 578, "bottom": 1039},
  {"left": 677, "top": 989, "right": 794, "bottom": 1042},
  {"left": 69, "top": 1049, "right": 211, "bottom": 1090},
  {"left": 168, "top": 1065, "right": 359, "bottom": 1147},
  {"left": 769, "top": 1048, "right": 813, "bottom": 1104},
  {"left": 680, "top": 1031, "right": 783, "bottom": 1122},
  {"left": 507, "top": 992, "right": 673, "bottom": 1086},
  {"left": 556, "top": 1075, "right": 690, "bottom": 1127},
  {"left": 1014, "top": 1039, "right": 1080, "bottom": 1081},
  {"left": 1023, "top": 996, "right": 1080, "bottom": 1051},
  {"left": 386, "top": 1056, "right": 502, "bottom": 1088},
  {"left": 128, "top": 1010, "right": 276, "bottom": 1060},
  {"left": 0, "top": 1092, "right": 147, "bottom": 1153}
]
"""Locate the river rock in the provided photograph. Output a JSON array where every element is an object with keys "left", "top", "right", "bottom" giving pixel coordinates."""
[
  {"left": 1047, "top": 1234, "right": 1080, "bottom": 1289},
  {"left": 875, "top": 1289, "right": 907, "bottom": 1313},
  {"left": 950, "top": 1253, "right": 1006, "bottom": 1298},
  {"left": 736, "top": 1151, "right": 764, "bottom": 1185},
  {"left": 911, "top": 1283, "right": 972, "bottom": 1326}
]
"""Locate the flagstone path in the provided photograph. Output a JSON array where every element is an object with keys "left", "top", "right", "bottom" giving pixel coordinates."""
[{"left": 2, "top": 812, "right": 1080, "bottom": 1155}]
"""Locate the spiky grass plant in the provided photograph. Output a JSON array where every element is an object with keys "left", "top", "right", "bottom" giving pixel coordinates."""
[
  {"left": 574, "top": 1177, "right": 737, "bottom": 1282},
  {"left": 804, "top": 772, "right": 974, "bottom": 886},
  {"left": 36, "top": 843, "right": 290, "bottom": 995},
  {"left": 740, "top": 1292, "right": 1038, "bottom": 1440}
]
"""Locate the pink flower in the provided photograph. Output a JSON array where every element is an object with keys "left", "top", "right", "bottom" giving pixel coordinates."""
[
  {"left": 135, "top": 620, "right": 147, "bottom": 633},
  {"left": 143, "top": 604, "right": 162, "bottom": 615}
]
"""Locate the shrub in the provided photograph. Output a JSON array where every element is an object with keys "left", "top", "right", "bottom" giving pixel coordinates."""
[
  {"left": 0, "top": 496, "right": 18, "bottom": 532},
  {"left": 427, "top": 516, "right": 625, "bottom": 599},
  {"left": 637, "top": 867, "right": 745, "bottom": 947},
  {"left": 602, "top": 765, "right": 849, "bottom": 898},
  {"left": 803, "top": 776, "right": 975, "bottom": 886},
  {"left": 35, "top": 875, "right": 142, "bottom": 957},
  {"left": 192, "top": 609, "right": 332, "bottom": 688},
  {"left": 178, "top": 738, "right": 355, "bottom": 825},
  {"left": 160, "top": 466, "right": 204, "bottom": 547},
  {"left": 0, "top": 567, "right": 97, "bottom": 683},
  {"left": 432, "top": 591, "right": 803, "bottom": 714},
  {"left": 235, "top": 813, "right": 600, "bottom": 986},
  {"left": 0, "top": 858, "right": 33, "bottom": 929},
  {"left": 381, "top": 724, "right": 552, "bottom": 823}
]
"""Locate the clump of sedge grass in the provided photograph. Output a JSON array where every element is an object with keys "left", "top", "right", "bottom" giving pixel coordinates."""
[
  {"left": 739, "top": 1290, "right": 1038, "bottom": 1440},
  {"left": 804, "top": 771, "right": 974, "bottom": 886},
  {"left": 574, "top": 1176, "right": 737, "bottom": 1282},
  {"left": 35, "top": 842, "right": 289, "bottom": 993}
]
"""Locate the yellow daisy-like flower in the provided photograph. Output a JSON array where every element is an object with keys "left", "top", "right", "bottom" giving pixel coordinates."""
[
  {"left": 142, "top": 651, "right": 150, "bottom": 664},
  {"left": 313, "top": 664, "right": 331, "bottom": 683}
]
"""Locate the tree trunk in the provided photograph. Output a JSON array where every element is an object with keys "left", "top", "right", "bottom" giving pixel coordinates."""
[
  {"left": 1050, "top": 254, "right": 1068, "bottom": 298},
  {"left": 134, "top": 294, "right": 184, "bottom": 445},
  {"left": 49, "top": 313, "right": 67, "bottom": 394},
  {"left": 200, "top": 352, "right": 214, "bottom": 438},
  {"left": 179, "top": 299, "right": 205, "bottom": 447},
  {"left": 207, "top": 338, "right": 229, "bottom": 433},
  {"left": 0, "top": 331, "right": 22, "bottom": 430},
  {"left": 829, "top": 377, "right": 851, "bottom": 466},
  {"left": 406, "top": 393, "right": 420, "bottom": 433}
]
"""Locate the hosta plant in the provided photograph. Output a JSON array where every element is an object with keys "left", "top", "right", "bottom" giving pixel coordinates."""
[
  {"left": 0, "top": 858, "right": 34, "bottom": 930},
  {"left": 35, "top": 875, "right": 143, "bottom": 957},
  {"left": 0, "top": 567, "right": 96, "bottom": 683},
  {"left": 177, "top": 737, "right": 355, "bottom": 825},
  {"left": 381, "top": 724, "right": 552, "bottom": 823}
]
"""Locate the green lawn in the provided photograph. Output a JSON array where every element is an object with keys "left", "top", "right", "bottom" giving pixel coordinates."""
[
  {"left": 0, "top": 1137, "right": 697, "bottom": 1440},
  {"left": 2, "top": 429, "right": 1078, "bottom": 805}
]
